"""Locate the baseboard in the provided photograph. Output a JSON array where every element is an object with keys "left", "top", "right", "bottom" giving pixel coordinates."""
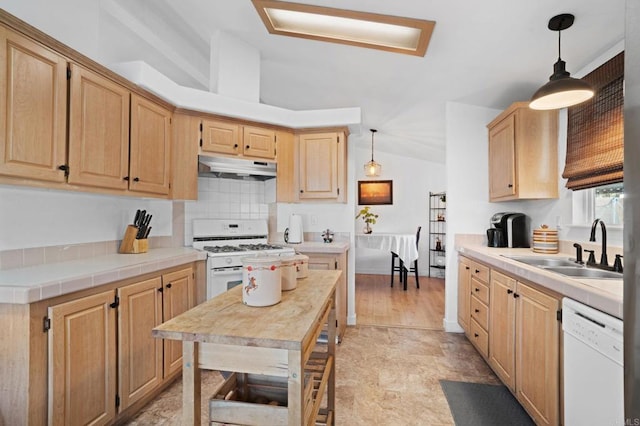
[
  {"left": 443, "top": 318, "right": 464, "bottom": 333},
  {"left": 348, "top": 313, "right": 357, "bottom": 325}
]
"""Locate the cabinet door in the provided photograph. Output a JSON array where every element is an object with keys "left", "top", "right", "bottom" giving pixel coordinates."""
[
  {"left": 117, "top": 277, "right": 163, "bottom": 411},
  {"left": 488, "top": 114, "right": 516, "bottom": 200},
  {"left": 457, "top": 258, "right": 471, "bottom": 332},
  {"left": 201, "top": 118, "right": 240, "bottom": 155},
  {"left": 129, "top": 94, "right": 172, "bottom": 195},
  {"left": 275, "top": 129, "right": 296, "bottom": 202},
  {"left": 488, "top": 270, "right": 516, "bottom": 391},
  {"left": 48, "top": 290, "right": 117, "bottom": 426},
  {"left": 298, "top": 132, "right": 344, "bottom": 201},
  {"left": 162, "top": 268, "right": 194, "bottom": 377},
  {"left": 170, "top": 113, "right": 199, "bottom": 200},
  {"left": 515, "top": 282, "right": 560, "bottom": 426},
  {"left": 68, "top": 64, "right": 130, "bottom": 189},
  {"left": 243, "top": 125, "right": 276, "bottom": 159},
  {"left": 0, "top": 27, "right": 67, "bottom": 182}
]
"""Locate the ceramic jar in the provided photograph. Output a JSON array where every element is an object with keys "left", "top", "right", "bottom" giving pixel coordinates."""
[
  {"left": 280, "top": 255, "right": 298, "bottom": 291},
  {"left": 294, "top": 254, "right": 309, "bottom": 279},
  {"left": 532, "top": 225, "right": 559, "bottom": 254},
  {"left": 241, "top": 256, "right": 282, "bottom": 306}
]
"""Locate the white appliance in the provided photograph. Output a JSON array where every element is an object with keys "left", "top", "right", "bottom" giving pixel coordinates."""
[
  {"left": 284, "top": 214, "right": 304, "bottom": 244},
  {"left": 563, "top": 297, "right": 624, "bottom": 425},
  {"left": 192, "top": 219, "right": 295, "bottom": 299}
]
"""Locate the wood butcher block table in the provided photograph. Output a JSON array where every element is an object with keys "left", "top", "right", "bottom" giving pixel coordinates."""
[{"left": 153, "top": 269, "right": 340, "bottom": 425}]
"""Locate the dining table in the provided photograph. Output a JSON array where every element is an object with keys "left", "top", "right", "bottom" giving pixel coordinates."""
[
  {"left": 355, "top": 233, "right": 419, "bottom": 264},
  {"left": 355, "top": 232, "right": 419, "bottom": 289}
]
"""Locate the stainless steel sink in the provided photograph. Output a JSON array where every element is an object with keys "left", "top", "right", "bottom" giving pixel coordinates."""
[
  {"left": 543, "top": 266, "right": 623, "bottom": 279},
  {"left": 503, "top": 255, "right": 579, "bottom": 267}
]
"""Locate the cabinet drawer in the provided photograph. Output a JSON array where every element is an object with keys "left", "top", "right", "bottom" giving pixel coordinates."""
[
  {"left": 470, "top": 262, "right": 490, "bottom": 283},
  {"left": 470, "top": 296, "right": 489, "bottom": 330},
  {"left": 469, "top": 318, "right": 489, "bottom": 359},
  {"left": 471, "top": 278, "right": 489, "bottom": 305}
]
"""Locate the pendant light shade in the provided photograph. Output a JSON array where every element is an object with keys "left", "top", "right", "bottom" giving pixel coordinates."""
[
  {"left": 529, "top": 14, "right": 594, "bottom": 110},
  {"left": 364, "top": 129, "right": 382, "bottom": 177}
]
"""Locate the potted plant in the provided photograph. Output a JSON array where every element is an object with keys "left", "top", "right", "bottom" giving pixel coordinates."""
[{"left": 356, "top": 206, "right": 378, "bottom": 234}]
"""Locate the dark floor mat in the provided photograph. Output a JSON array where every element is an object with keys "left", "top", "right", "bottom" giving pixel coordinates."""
[{"left": 440, "top": 380, "right": 535, "bottom": 426}]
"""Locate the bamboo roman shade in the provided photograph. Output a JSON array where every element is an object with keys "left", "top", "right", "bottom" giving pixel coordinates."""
[{"left": 563, "top": 52, "right": 624, "bottom": 190}]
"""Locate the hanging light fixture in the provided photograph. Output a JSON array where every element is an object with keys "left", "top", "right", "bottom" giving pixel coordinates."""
[
  {"left": 529, "top": 13, "right": 594, "bottom": 110},
  {"left": 364, "top": 129, "right": 382, "bottom": 177}
]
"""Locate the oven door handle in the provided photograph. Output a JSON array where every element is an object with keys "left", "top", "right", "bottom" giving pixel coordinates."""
[{"left": 211, "top": 267, "right": 243, "bottom": 276}]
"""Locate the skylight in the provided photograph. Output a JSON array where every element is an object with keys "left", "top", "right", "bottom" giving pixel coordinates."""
[{"left": 252, "top": 0, "right": 435, "bottom": 57}]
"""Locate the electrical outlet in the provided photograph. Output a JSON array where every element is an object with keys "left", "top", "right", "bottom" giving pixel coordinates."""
[{"left": 311, "top": 215, "right": 318, "bottom": 225}]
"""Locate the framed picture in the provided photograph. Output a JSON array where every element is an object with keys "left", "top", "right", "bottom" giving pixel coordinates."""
[{"left": 358, "top": 180, "right": 393, "bottom": 205}]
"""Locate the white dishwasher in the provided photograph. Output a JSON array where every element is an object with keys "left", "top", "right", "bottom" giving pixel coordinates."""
[{"left": 563, "top": 297, "right": 624, "bottom": 426}]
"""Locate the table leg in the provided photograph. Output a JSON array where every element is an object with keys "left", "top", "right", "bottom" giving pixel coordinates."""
[
  {"left": 183, "top": 341, "right": 201, "bottom": 425},
  {"left": 288, "top": 349, "right": 303, "bottom": 424}
]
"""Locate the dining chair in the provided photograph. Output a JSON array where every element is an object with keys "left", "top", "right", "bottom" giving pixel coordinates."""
[
  {"left": 390, "top": 226, "right": 421, "bottom": 290},
  {"left": 403, "top": 226, "right": 421, "bottom": 290}
]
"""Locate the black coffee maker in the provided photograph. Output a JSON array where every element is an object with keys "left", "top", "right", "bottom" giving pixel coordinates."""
[{"left": 487, "top": 212, "right": 530, "bottom": 248}]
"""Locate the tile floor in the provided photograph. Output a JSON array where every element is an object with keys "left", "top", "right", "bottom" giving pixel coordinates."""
[{"left": 126, "top": 325, "right": 500, "bottom": 425}]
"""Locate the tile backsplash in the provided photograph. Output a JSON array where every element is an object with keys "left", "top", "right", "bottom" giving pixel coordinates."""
[{"left": 183, "top": 177, "right": 274, "bottom": 244}]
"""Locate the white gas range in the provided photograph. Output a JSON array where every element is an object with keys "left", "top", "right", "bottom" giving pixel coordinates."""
[{"left": 192, "top": 219, "right": 295, "bottom": 299}]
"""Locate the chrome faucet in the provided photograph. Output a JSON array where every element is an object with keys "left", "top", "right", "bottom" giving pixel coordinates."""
[{"left": 589, "top": 218, "right": 608, "bottom": 267}]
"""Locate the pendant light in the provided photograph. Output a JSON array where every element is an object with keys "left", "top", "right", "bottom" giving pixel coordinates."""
[
  {"left": 364, "top": 129, "right": 382, "bottom": 177},
  {"left": 529, "top": 13, "right": 594, "bottom": 110}
]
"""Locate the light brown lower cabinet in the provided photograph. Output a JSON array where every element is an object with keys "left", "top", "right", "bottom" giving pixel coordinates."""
[
  {"left": 488, "top": 269, "right": 561, "bottom": 426},
  {"left": 48, "top": 267, "right": 194, "bottom": 425},
  {"left": 303, "top": 251, "right": 348, "bottom": 341}
]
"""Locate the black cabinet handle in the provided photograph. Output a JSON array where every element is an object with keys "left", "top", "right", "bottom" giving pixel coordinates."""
[
  {"left": 507, "top": 289, "right": 513, "bottom": 294},
  {"left": 514, "top": 293, "right": 520, "bottom": 298},
  {"left": 465, "top": 266, "right": 470, "bottom": 270},
  {"left": 474, "top": 309, "right": 480, "bottom": 313},
  {"left": 133, "top": 177, "right": 140, "bottom": 182},
  {"left": 474, "top": 288, "right": 480, "bottom": 292},
  {"left": 166, "top": 283, "right": 172, "bottom": 289},
  {"left": 234, "top": 144, "right": 238, "bottom": 149},
  {"left": 123, "top": 176, "right": 130, "bottom": 181},
  {"left": 157, "top": 287, "right": 163, "bottom": 293},
  {"left": 475, "top": 269, "right": 480, "bottom": 273},
  {"left": 300, "top": 190, "right": 304, "bottom": 193},
  {"left": 474, "top": 333, "right": 479, "bottom": 338},
  {"left": 508, "top": 184, "right": 513, "bottom": 188},
  {"left": 246, "top": 145, "right": 250, "bottom": 149}
]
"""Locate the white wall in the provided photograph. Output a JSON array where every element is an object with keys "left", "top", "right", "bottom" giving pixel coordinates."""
[
  {"left": 2, "top": 0, "right": 101, "bottom": 61},
  {"left": 0, "top": 185, "right": 172, "bottom": 250}
]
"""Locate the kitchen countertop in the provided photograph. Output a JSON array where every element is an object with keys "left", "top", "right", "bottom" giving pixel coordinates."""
[
  {"left": 280, "top": 241, "right": 350, "bottom": 254},
  {"left": 458, "top": 244, "right": 623, "bottom": 319},
  {"left": 0, "top": 247, "right": 206, "bottom": 305}
]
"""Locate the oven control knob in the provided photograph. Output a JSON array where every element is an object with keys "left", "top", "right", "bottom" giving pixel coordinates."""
[{"left": 226, "top": 257, "right": 232, "bottom": 264}]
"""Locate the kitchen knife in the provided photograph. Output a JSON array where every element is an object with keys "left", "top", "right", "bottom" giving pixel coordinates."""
[
  {"left": 143, "top": 226, "right": 152, "bottom": 239},
  {"left": 133, "top": 209, "right": 141, "bottom": 226}
]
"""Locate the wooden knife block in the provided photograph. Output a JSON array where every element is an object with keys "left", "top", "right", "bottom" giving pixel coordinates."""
[{"left": 119, "top": 225, "right": 148, "bottom": 254}]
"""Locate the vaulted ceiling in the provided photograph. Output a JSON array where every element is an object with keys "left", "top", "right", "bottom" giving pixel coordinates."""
[{"left": 27, "top": 0, "right": 630, "bottom": 163}]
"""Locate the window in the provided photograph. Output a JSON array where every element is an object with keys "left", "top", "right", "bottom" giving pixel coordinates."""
[
  {"left": 572, "top": 182, "right": 624, "bottom": 225},
  {"left": 594, "top": 183, "right": 624, "bottom": 225}
]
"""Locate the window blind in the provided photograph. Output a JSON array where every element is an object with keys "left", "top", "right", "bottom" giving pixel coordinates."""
[{"left": 563, "top": 51, "right": 624, "bottom": 190}]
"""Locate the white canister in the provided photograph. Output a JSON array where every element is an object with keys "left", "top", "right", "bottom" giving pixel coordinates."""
[
  {"left": 241, "top": 256, "right": 282, "bottom": 307},
  {"left": 280, "top": 255, "right": 298, "bottom": 291},
  {"left": 294, "top": 254, "right": 309, "bottom": 279}
]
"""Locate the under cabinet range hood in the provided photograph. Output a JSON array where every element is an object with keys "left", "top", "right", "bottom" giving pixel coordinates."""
[{"left": 198, "top": 155, "right": 277, "bottom": 180}]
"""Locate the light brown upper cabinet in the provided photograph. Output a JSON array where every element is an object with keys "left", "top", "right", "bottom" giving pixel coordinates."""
[
  {"left": 487, "top": 102, "right": 558, "bottom": 201},
  {"left": 201, "top": 118, "right": 276, "bottom": 160},
  {"left": 297, "top": 131, "right": 347, "bottom": 203},
  {"left": 67, "top": 64, "right": 130, "bottom": 190},
  {"left": 0, "top": 26, "right": 68, "bottom": 182},
  {"left": 129, "top": 94, "right": 172, "bottom": 195}
]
